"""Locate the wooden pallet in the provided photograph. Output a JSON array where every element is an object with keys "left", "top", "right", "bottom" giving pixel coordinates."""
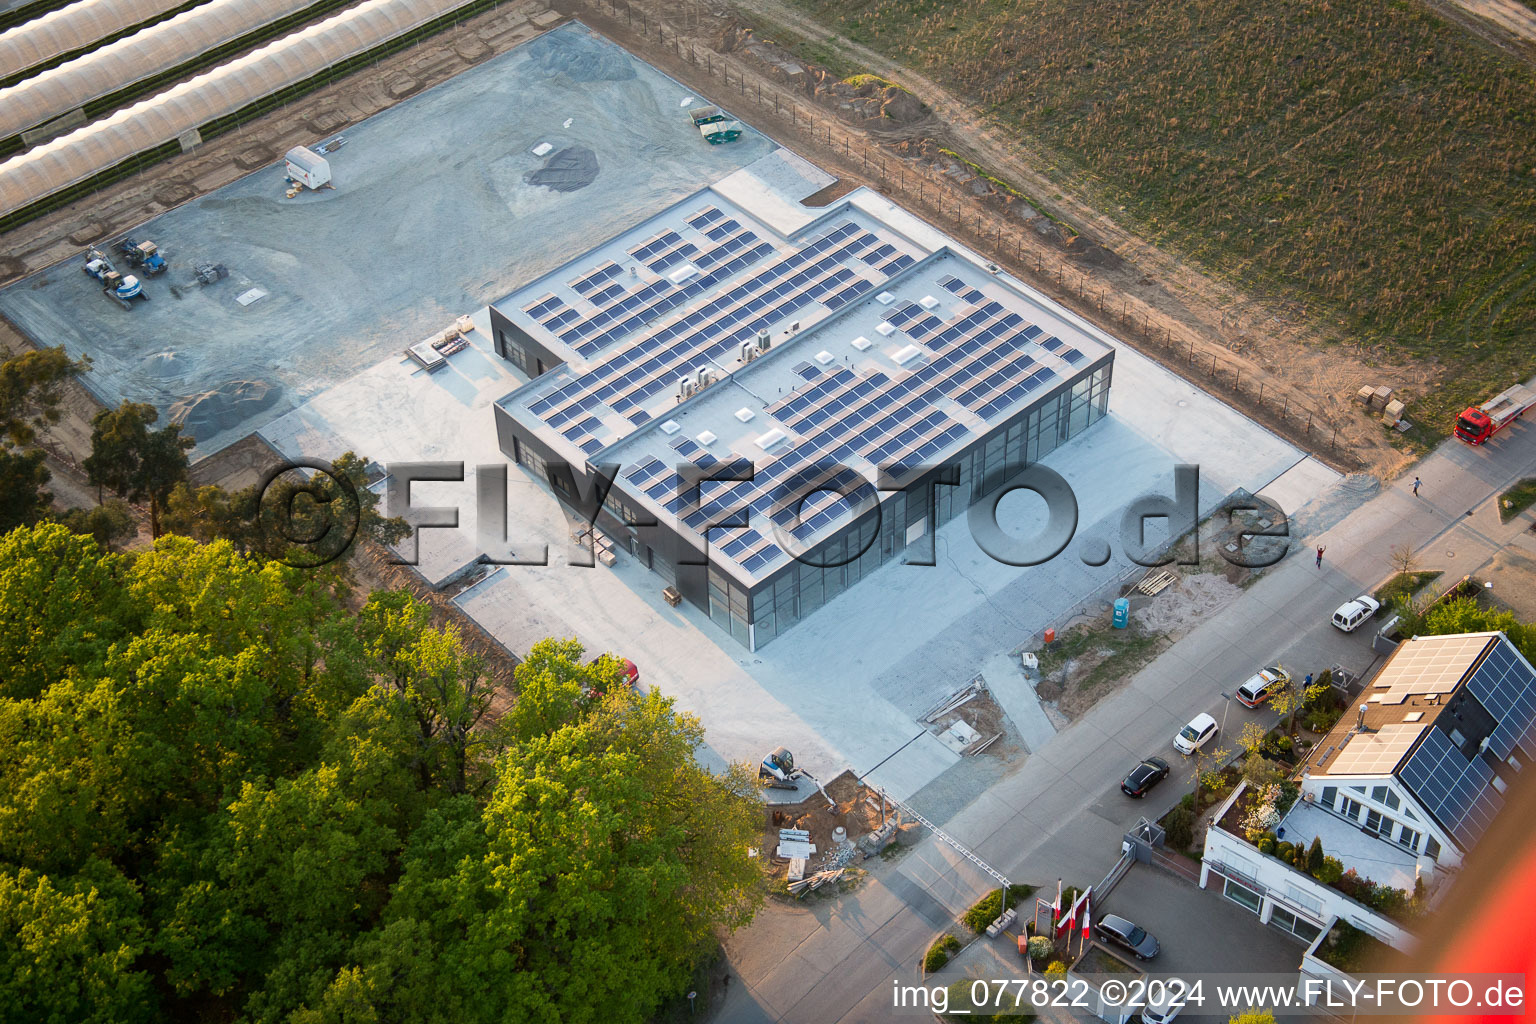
[{"left": 1136, "top": 570, "right": 1178, "bottom": 596}]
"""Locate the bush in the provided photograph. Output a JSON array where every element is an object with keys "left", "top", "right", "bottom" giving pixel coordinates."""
[
  {"left": 1162, "top": 805, "right": 1195, "bottom": 851},
  {"left": 942, "top": 979, "right": 1037, "bottom": 1022},
  {"left": 1044, "top": 961, "right": 1067, "bottom": 980},
  {"left": 1277, "top": 736, "right": 1293, "bottom": 753},
  {"left": 1179, "top": 792, "right": 1195, "bottom": 812},
  {"left": 962, "top": 885, "right": 1033, "bottom": 934},
  {"left": 1275, "top": 841, "right": 1295, "bottom": 862},
  {"left": 1304, "top": 708, "right": 1341, "bottom": 734},
  {"left": 925, "top": 933, "right": 961, "bottom": 973},
  {"left": 1026, "top": 935, "right": 1054, "bottom": 963},
  {"left": 1307, "top": 837, "right": 1324, "bottom": 874},
  {"left": 1257, "top": 835, "right": 1275, "bottom": 855},
  {"left": 1313, "top": 856, "right": 1344, "bottom": 885}
]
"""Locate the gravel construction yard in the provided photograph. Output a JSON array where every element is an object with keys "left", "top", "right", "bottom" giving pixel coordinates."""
[{"left": 0, "top": 22, "right": 772, "bottom": 454}]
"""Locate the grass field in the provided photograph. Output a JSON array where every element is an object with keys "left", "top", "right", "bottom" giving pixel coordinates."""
[{"left": 791, "top": 0, "right": 1536, "bottom": 437}]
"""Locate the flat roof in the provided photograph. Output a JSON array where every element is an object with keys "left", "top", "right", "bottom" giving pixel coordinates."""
[{"left": 497, "top": 181, "right": 1113, "bottom": 584}]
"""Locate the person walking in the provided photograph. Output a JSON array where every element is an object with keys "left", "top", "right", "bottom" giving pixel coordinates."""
[
  {"left": 1316, "top": 545, "right": 1325, "bottom": 568},
  {"left": 1413, "top": 476, "right": 1421, "bottom": 497}
]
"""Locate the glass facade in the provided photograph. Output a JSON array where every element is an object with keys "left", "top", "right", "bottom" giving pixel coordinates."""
[{"left": 745, "top": 362, "right": 1111, "bottom": 649}]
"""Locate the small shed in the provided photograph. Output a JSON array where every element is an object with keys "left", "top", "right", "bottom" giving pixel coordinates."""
[{"left": 284, "top": 145, "right": 331, "bottom": 189}]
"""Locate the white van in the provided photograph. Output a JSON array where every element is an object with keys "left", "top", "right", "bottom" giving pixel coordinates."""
[{"left": 1331, "top": 595, "right": 1380, "bottom": 632}]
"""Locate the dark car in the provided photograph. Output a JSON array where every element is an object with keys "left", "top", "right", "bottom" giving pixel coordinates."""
[
  {"left": 1121, "top": 757, "right": 1170, "bottom": 798},
  {"left": 1096, "top": 913, "right": 1160, "bottom": 960}
]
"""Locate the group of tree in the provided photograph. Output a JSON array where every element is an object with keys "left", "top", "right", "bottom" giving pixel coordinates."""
[
  {"left": 1, "top": 346, "right": 407, "bottom": 564},
  {"left": 1393, "top": 593, "right": 1536, "bottom": 661},
  {"left": 0, "top": 346, "right": 89, "bottom": 533},
  {"left": 0, "top": 524, "right": 763, "bottom": 1023}
]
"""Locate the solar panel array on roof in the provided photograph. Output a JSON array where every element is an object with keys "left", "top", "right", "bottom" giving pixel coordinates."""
[
  {"left": 1397, "top": 637, "right": 1536, "bottom": 847},
  {"left": 526, "top": 220, "right": 921, "bottom": 428}
]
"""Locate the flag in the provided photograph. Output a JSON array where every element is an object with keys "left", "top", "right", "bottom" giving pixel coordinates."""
[
  {"left": 1051, "top": 879, "right": 1062, "bottom": 926},
  {"left": 1058, "top": 887, "right": 1089, "bottom": 936},
  {"left": 1057, "top": 891, "right": 1076, "bottom": 935},
  {"left": 1081, "top": 893, "right": 1091, "bottom": 940}
]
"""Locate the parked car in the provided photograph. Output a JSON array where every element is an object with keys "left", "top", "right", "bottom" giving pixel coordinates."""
[
  {"left": 1235, "top": 665, "right": 1291, "bottom": 708},
  {"left": 1172, "top": 712, "right": 1218, "bottom": 755},
  {"left": 1331, "top": 595, "right": 1381, "bottom": 632},
  {"left": 1121, "top": 757, "right": 1171, "bottom": 797},
  {"left": 1140, "top": 979, "right": 1192, "bottom": 1024},
  {"left": 1096, "top": 913, "right": 1160, "bottom": 960}
]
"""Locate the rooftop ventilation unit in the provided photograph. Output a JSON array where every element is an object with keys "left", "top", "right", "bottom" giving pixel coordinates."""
[
  {"left": 739, "top": 340, "right": 757, "bottom": 363},
  {"left": 851, "top": 336, "right": 872, "bottom": 351},
  {"left": 755, "top": 428, "right": 789, "bottom": 452},
  {"left": 734, "top": 408, "right": 755, "bottom": 422},
  {"left": 757, "top": 328, "right": 771, "bottom": 351},
  {"left": 892, "top": 344, "right": 926, "bottom": 367},
  {"left": 660, "top": 419, "right": 681, "bottom": 434},
  {"left": 697, "top": 430, "right": 718, "bottom": 445},
  {"left": 876, "top": 291, "right": 895, "bottom": 305},
  {"left": 678, "top": 379, "right": 695, "bottom": 401}
]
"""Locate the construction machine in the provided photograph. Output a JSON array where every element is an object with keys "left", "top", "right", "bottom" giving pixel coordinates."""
[
  {"left": 119, "top": 239, "right": 167, "bottom": 275},
  {"left": 760, "top": 746, "right": 798, "bottom": 788},
  {"left": 82, "top": 247, "right": 148, "bottom": 309},
  {"left": 194, "top": 263, "right": 229, "bottom": 285}
]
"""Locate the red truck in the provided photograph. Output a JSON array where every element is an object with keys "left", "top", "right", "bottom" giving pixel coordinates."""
[{"left": 1455, "top": 384, "right": 1536, "bottom": 445}]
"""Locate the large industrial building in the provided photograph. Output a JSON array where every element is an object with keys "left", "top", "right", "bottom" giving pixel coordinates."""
[{"left": 491, "top": 172, "right": 1115, "bottom": 650}]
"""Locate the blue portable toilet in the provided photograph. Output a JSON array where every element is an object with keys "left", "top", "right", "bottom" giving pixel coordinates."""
[{"left": 1112, "top": 597, "right": 1130, "bottom": 629}]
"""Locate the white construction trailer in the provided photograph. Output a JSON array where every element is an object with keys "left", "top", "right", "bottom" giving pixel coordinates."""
[{"left": 284, "top": 145, "right": 331, "bottom": 190}]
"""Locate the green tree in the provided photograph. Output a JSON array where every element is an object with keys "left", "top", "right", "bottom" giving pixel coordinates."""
[
  {"left": 1307, "top": 836, "right": 1325, "bottom": 874},
  {"left": 150, "top": 761, "right": 404, "bottom": 1019},
  {"left": 334, "top": 644, "right": 764, "bottom": 1024},
  {"left": 0, "top": 347, "right": 89, "bottom": 447},
  {"left": 0, "top": 446, "right": 50, "bottom": 534},
  {"left": 160, "top": 481, "right": 257, "bottom": 548},
  {"left": 59, "top": 498, "right": 136, "bottom": 550},
  {"left": 1418, "top": 598, "right": 1535, "bottom": 660},
  {"left": 159, "top": 451, "right": 407, "bottom": 563},
  {"left": 0, "top": 859, "right": 153, "bottom": 1024},
  {"left": 0, "top": 524, "right": 131, "bottom": 701},
  {"left": 0, "top": 347, "right": 89, "bottom": 533},
  {"left": 1189, "top": 742, "right": 1231, "bottom": 813},
  {"left": 83, "top": 402, "right": 193, "bottom": 537},
  {"left": 360, "top": 590, "right": 500, "bottom": 796}
]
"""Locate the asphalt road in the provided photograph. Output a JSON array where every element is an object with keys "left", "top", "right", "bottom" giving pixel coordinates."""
[{"left": 715, "top": 403, "right": 1536, "bottom": 1023}]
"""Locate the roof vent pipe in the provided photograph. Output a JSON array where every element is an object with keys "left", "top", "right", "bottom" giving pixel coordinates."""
[{"left": 1357, "top": 704, "right": 1370, "bottom": 733}]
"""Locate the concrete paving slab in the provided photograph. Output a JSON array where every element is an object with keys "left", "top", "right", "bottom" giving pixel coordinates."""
[
  {"left": 1257, "top": 455, "right": 1341, "bottom": 516},
  {"left": 979, "top": 650, "right": 1056, "bottom": 753},
  {"left": 0, "top": 23, "right": 774, "bottom": 456}
]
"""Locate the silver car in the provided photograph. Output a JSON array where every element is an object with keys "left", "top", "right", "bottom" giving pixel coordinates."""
[{"left": 1096, "top": 913, "right": 1160, "bottom": 960}]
